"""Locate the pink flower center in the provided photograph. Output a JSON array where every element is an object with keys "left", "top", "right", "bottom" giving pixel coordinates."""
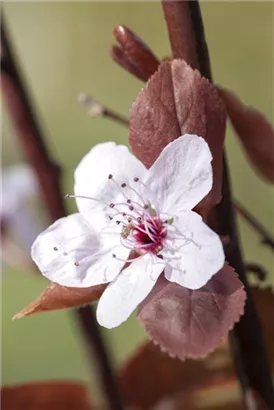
[
  {"left": 66, "top": 174, "right": 173, "bottom": 262},
  {"left": 132, "top": 217, "right": 167, "bottom": 254}
]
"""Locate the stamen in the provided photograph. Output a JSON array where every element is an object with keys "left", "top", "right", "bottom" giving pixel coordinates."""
[
  {"left": 112, "top": 253, "right": 141, "bottom": 263},
  {"left": 120, "top": 237, "right": 134, "bottom": 250},
  {"left": 123, "top": 184, "right": 146, "bottom": 206},
  {"left": 108, "top": 175, "right": 129, "bottom": 201},
  {"left": 65, "top": 193, "right": 108, "bottom": 207},
  {"left": 143, "top": 217, "right": 157, "bottom": 242}
]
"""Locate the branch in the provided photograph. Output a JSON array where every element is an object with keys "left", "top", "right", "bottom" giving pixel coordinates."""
[
  {"left": 235, "top": 200, "right": 274, "bottom": 251},
  {"left": 245, "top": 263, "right": 268, "bottom": 282},
  {"left": 162, "top": 1, "right": 274, "bottom": 409},
  {"left": 78, "top": 93, "right": 129, "bottom": 127},
  {"left": 162, "top": 0, "right": 199, "bottom": 69},
  {"left": 1, "top": 18, "right": 124, "bottom": 410}
]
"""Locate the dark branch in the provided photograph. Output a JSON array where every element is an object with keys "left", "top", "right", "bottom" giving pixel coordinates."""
[
  {"left": 162, "top": 1, "right": 274, "bottom": 408},
  {"left": 245, "top": 263, "right": 268, "bottom": 282},
  {"left": 1, "top": 17, "right": 124, "bottom": 410},
  {"left": 235, "top": 200, "right": 274, "bottom": 251},
  {"left": 162, "top": 0, "right": 199, "bottom": 69}
]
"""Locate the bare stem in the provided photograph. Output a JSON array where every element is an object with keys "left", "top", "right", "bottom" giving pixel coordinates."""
[
  {"left": 162, "top": 1, "right": 274, "bottom": 408},
  {"left": 235, "top": 200, "right": 274, "bottom": 251},
  {"left": 1, "top": 18, "right": 124, "bottom": 410},
  {"left": 78, "top": 93, "right": 129, "bottom": 127}
]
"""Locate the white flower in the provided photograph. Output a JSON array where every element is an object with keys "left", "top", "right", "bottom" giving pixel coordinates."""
[
  {"left": 2, "top": 164, "right": 43, "bottom": 270},
  {"left": 31, "top": 134, "right": 225, "bottom": 328},
  {"left": 2, "top": 164, "right": 41, "bottom": 250}
]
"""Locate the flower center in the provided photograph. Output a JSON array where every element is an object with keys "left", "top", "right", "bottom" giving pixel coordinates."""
[
  {"left": 66, "top": 174, "right": 173, "bottom": 262},
  {"left": 131, "top": 217, "right": 167, "bottom": 254}
]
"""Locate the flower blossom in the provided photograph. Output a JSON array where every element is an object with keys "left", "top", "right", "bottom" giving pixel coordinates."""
[
  {"left": 31, "top": 134, "right": 225, "bottom": 328},
  {"left": 2, "top": 164, "right": 43, "bottom": 270}
]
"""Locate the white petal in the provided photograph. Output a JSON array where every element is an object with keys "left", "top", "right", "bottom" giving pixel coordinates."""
[
  {"left": 146, "top": 134, "right": 213, "bottom": 213},
  {"left": 96, "top": 253, "right": 166, "bottom": 328},
  {"left": 74, "top": 142, "right": 147, "bottom": 229},
  {"left": 31, "top": 213, "right": 128, "bottom": 287},
  {"left": 163, "top": 211, "right": 224, "bottom": 290}
]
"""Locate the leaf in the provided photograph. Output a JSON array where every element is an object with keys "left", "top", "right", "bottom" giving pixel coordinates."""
[
  {"left": 112, "top": 25, "right": 159, "bottom": 81},
  {"left": 1, "top": 381, "right": 93, "bottom": 410},
  {"left": 118, "top": 340, "right": 232, "bottom": 410},
  {"left": 219, "top": 87, "right": 274, "bottom": 183},
  {"left": 111, "top": 45, "right": 147, "bottom": 82},
  {"left": 13, "top": 282, "right": 107, "bottom": 319},
  {"left": 138, "top": 265, "right": 246, "bottom": 360},
  {"left": 130, "top": 59, "right": 227, "bottom": 215}
]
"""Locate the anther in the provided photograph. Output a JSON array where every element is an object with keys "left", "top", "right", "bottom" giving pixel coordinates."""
[
  {"left": 74, "top": 261, "right": 80, "bottom": 266},
  {"left": 128, "top": 218, "right": 132, "bottom": 222},
  {"left": 112, "top": 253, "right": 116, "bottom": 258},
  {"left": 108, "top": 174, "right": 113, "bottom": 179},
  {"left": 121, "top": 183, "right": 127, "bottom": 188},
  {"left": 122, "top": 213, "right": 126, "bottom": 217},
  {"left": 53, "top": 246, "right": 58, "bottom": 251},
  {"left": 137, "top": 217, "right": 142, "bottom": 222},
  {"left": 127, "top": 199, "right": 131, "bottom": 204},
  {"left": 134, "top": 177, "right": 139, "bottom": 182},
  {"left": 116, "top": 221, "right": 121, "bottom": 225},
  {"left": 108, "top": 216, "right": 113, "bottom": 220},
  {"left": 144, "top": 204, "right": 149, "bottom": 209},
  {"left": 109, "top": 203, "right": 115, "bottom": 208},
  {"left": 129, "top": 205, "right": 134, "bottom": 211}
]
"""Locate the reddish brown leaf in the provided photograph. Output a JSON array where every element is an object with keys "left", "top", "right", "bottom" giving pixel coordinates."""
[
  {"left": 112, "top": 25, "right": 159, "bottom": 81},
  {"left": 13, "top": 282, "right": 107, "bottom": 319},
  {"left": 1, "top": 381, "right": 93, "bottom": 410},
  {"left": 219, "top": 87, "right": 274, "bottom": 183},
  {"left": 130, "top": 59, "right": 226, "bottom": 215},
  {"left": 111, "top": 45, "right": 148, "bottom": 82},
  {"left": 119, "top": 340, "right": 233, "bottom": 410},
  {"left": 138, "top": 265, "right": 246, "bottom": 360}
]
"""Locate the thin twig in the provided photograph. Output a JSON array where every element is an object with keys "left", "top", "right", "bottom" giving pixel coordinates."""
[
  {"left": 235, "top": 200, "right": 274, "bottom": 251},
  {"left": 1, "top": 17, "right": 124, "bottom": 410},
  {"left": 245, "top": 263, "right": 268, "bottom": 282},
  {"left": 162, "top": 1, "right": 274, "bottom": 409},
  {"left": 78, "top": 93, "right": 129, "bottom": 127}
]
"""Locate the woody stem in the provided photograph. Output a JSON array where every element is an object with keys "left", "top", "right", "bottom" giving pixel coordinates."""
[{"left": 162, "top": 1, "right": 274, "bottom": 408}]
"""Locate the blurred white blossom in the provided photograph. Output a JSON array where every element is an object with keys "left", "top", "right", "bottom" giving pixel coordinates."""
[{"left": 1, "top": 164, "right": 44, "bottom": 270}]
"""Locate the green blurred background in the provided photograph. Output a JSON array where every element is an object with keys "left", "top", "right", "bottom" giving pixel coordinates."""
[{"left": 2, "top": 0, "right": 273, "bottom": 401}]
